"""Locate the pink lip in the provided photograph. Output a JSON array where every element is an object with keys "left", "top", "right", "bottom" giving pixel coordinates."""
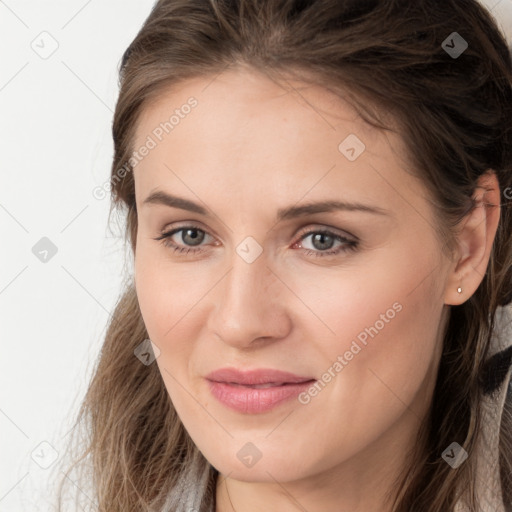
[{"left": 205, "top": 368, "right": 316, "bottom": 414}]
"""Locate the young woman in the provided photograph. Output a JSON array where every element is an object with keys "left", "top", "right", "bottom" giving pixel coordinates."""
[{"left": 58, "top": 0, "right": 512, "bottom": 511}]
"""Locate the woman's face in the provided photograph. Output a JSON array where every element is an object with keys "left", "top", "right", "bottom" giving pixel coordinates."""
[{"left": 133, "top": 68, "right": 452, "bottom": 487}]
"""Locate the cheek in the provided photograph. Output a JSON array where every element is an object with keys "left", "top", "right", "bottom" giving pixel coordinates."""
[
  {"left": 300, "top": 233, "right": 444, "bottom": 353},
  {"left": 134, "top": 247, "right": 214, "bottom": 380},
  {"left": 134, "top": 240, "right": 207, "bottom": 333},
  {"left": 295, "top": 242, "right": 444, "bottom": 428},
  {"left": 134, "top": 258, "right": 202, "bottom": 417},
  {"left": 339, "top": 248, "right": 441, "bottom": 364}
]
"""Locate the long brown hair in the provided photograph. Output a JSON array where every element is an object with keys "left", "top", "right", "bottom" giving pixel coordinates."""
[{"left": 56, "top": 1, "right": 512, "bottom": 510}]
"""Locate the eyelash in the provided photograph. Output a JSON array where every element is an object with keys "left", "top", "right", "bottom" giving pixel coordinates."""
[{"left": 153, "top": 223, "right": 359, "bottom": 258}]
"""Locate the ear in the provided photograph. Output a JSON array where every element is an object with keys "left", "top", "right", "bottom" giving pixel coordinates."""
[{"left": 444, "top": 170, "right": 501, "bottom": 305}]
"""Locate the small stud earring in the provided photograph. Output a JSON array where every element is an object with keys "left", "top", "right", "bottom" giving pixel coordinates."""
[{"left": 457, "top": 286, "right": 462, "bottom": 293}]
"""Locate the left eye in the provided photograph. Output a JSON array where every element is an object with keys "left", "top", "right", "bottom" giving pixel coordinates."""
[
  {"left": 296, "top": 230, "right": 358, "bottom": 256},
  {"left": 154, "top": 225, "right": 358, "bottom": 257}
]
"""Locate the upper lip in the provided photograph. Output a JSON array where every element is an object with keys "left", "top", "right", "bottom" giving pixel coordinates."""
[{"left": 205, "top": 367, "right": 316, "bottom": 385}]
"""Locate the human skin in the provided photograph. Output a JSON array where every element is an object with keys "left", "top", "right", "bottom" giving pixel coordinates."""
[{"left": 132, "top": 66, "right": 500, "bottom": 512}]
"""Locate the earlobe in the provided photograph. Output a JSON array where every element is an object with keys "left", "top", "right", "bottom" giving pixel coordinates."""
[{"left": 444, "top": 170, "right": 501, "bottom": 306}]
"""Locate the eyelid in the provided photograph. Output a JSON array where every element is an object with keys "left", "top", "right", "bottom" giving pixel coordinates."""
[
  {"left": 154, "top": 221, "right": 359, "bottom": 258},
  {"left": 294, "top": 224, "right": 358, "bottom": 243},
  {"left": 160, "top": 220, "right": 218, "bottom": 239},
  {"left": 156, "top": 222, "right": 357, "bottom": 246}
]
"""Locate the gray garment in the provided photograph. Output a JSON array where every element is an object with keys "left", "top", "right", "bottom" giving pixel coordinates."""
[
  {"left": 455, "top": 304, "right": 512, "bottom": 512},
  {"left": 151, "top": 446, "right": 215, "bottom": 512}
]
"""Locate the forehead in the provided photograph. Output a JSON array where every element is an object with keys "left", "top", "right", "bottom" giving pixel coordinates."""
[
  {"left": 131, "top": 67, "right": 426, "bottom": 217},
  {"left": 134, "top": 67, "right": 389, "bottom": 152}
]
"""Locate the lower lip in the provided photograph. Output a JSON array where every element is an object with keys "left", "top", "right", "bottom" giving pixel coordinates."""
[{"left": 207, "top": 380, "right": 316, "bottom": 414}]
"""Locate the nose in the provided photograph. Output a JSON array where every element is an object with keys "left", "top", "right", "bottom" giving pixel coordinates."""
[{"left": 206, "top": 248, "right": 292, "bottom": 350}]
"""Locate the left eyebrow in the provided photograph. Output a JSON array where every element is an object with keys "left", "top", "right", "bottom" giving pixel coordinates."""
[
  {"left": 141, "top": 190, "right": 391, "bottom": 220},
  {"left": 276, "top": 200, "right": 391, "bottom": 221}
]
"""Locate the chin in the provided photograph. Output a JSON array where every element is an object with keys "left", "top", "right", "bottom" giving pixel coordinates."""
[{"left": 207, "top": 447, "right": 314, "bottom": 483}]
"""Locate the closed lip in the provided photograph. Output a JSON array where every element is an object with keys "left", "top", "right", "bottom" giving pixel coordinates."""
[{"left": 205, "top": 367, "right": 316, "bottom": 386}]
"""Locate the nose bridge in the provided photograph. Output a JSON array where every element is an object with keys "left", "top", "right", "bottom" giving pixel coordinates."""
[
  {"left": 221, "top": 249, "right": 272, "bottom": 322},
  {"left": 208, "top": 245, "right": 290, "bottom": 346}
]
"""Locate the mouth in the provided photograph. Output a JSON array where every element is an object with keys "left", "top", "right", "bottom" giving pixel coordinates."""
[
  {"left": 205, "top": 367, "right": 315, "bottom": 386},
  {"left": 224, "top": 381, "right": 308, "bottom": 388},
  {"left": 205, "top": 367, "right": 316, "bottom": 414}
]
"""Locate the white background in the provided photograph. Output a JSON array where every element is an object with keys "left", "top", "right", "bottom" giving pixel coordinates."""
[{"left": 1, "top": 1, "right": 511, "bottom": 510}]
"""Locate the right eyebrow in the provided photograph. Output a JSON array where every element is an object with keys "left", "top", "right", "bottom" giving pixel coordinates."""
[{"left": 142, "top": 190, "right": 208, "bottom": 215}]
